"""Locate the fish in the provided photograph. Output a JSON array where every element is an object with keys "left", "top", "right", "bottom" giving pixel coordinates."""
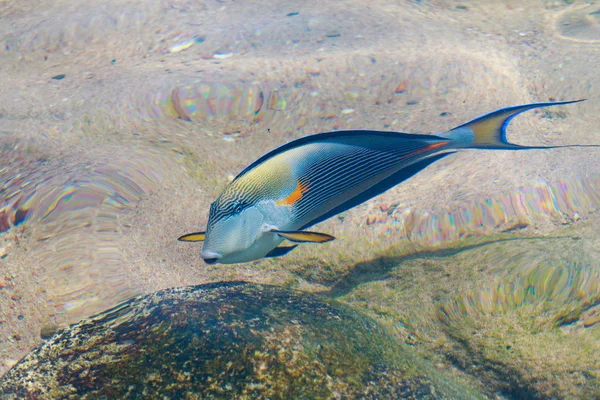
[{"left": 179, "top": 99, "right": 585, "bottom": 264}]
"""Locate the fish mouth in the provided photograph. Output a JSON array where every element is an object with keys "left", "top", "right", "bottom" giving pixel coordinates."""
[{"left": 201, "top": 251, "right": 221, "bottom": 264}]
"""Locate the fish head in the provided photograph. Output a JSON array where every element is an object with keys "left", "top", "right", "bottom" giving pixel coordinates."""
[{"left": 201, "top": 199, "right": 265, "bottom": 264}]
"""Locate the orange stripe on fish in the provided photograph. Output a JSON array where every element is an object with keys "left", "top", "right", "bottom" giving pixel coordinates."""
[
  {"left": 406, "top": 141, "right": 450, "bottom": 158},
  {"left": 423, "top": 141, "right": 449, "bottom": 151},
  {"left": 276, "top": 180, "right": 308, "bottom": 206}
]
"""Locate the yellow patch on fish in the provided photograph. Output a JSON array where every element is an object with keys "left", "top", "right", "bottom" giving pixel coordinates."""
[
  {"left": 470, "top": 116, "right": 505, "bottom": 146},
  {"left": 276, "top": 180, "right": 308, "bottom": 206},
  {"left": 178, "top": 232, "right": 206, "bottom": 242}
]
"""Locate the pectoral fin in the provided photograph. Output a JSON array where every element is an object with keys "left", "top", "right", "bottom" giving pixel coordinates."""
[
  {"left": 265, "top": 245, "right": 299, "bottom": 258},
  {"left": 177, "top": 232, "right": 206, "bottom": 242},
  {"left": 272, "top": 230, "right": 335, "bottom": 243}
]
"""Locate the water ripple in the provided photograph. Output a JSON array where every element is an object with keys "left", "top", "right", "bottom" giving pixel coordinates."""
[
  {"left": 1, "top": 141, "right": 172, "bottom": 323},
  {"left": 394, "top": 174, "right": 600, "bottom": 247}
]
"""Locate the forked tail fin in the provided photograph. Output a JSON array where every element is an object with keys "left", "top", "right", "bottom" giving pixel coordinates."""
[{"left": 448, "top": 99, "right": 585, "bottom": 149}]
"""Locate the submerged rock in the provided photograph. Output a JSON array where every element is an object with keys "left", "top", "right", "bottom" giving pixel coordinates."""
[{"left": 0, "top": 281, "right": 481, "bottom": 399}]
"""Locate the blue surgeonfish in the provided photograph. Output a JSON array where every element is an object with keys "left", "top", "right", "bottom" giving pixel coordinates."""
[{"left": 179, "top": 100, "right": 584, "bottom": 264}]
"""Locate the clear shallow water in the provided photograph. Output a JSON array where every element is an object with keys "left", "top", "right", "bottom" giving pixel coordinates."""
[{"left": 1, "top": 0, "right": 600, "bottom": 397}]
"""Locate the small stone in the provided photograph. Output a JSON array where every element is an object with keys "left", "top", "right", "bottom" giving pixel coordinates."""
[
  {"left": 341, "top": 108, "right": 354, "bottom": 115},
  {"left": 41, "top": 324, "right": 61, "bottom": 340},
  {"left": 305, "top": 66, "right": 320, "bottom": 76},
  {"left": 0, "top": 279, "right": 7, "bottom": 289},
  {"left": 0, "top": 209, "right": 10, "bottom": 233},
  {"left": 386, "top": 203, "right": 400, "bottom": 215},
  {"left": 379, "top": 203, "right": 390, "bottom": 212},
  {"left": 169, "top": 39, "right": 196, "bottom": 53},
  {"left": 268, "top": 91, "right": 287, "bottom": 110},
  {"left": 10, "top": 294, "right": 22, "bottom": 301},
  {"left": 0, "top": 246, "right": 7, "bottom": 259},
  {"left": 405, "top": 334, "right": 418, "bottom": 345},
  {"left": 222, "top": 131, "right": 242, "bottom": 142},
  {"left": 366, "top": 215, "right": 377, "bottom": 225},
  {"left": 394, "top": 80, "right": 407, "bottom": 94},
  {"left": 213, "top": 52, "right": 233, "bottom": 59},
  {"left": 296, "top": 116, "right": 308, "bottom": 129},
  {"left": 502, "top": 221, "right": 529, "bottom": 232},
  {"left": 583, "top": 313, "right": 600, "bottom": 328},
  {"left": 51, "top": 74, "right": 66, "bottom": 80}
]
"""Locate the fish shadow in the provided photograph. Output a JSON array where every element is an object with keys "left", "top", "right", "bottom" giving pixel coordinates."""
[{"left": 322, "top": 235, "right": 573, "bottom": 298}]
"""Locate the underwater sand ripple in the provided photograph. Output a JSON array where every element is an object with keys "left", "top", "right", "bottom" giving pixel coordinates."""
[
  {"left": 389, "top": 173, "right": 600, "bottom": 248},
  {"left": 1, "top": 143, "right": 171, "bottom": 323}
]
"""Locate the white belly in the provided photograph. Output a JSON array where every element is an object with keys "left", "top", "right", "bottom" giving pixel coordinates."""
[{"left": 218, "top": 232, "right": 285, "bottom": 264}]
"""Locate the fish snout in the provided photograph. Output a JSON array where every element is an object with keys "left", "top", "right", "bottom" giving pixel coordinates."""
[{"left": 201, "top": 251, "right": 221, "bottom": 264}]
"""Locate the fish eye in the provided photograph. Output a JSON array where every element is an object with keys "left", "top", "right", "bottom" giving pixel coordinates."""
[{"left": 232, "top": 202, "right": 244, "bottom": 214}]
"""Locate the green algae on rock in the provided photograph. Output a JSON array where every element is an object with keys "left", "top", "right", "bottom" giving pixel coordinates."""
[{"left": 0, "top": 281, "right": 481, "bottom": 399}]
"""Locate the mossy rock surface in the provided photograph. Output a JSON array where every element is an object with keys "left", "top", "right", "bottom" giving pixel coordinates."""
[{"left": 0, "top": 281, "right": 479, "bottom": 399}]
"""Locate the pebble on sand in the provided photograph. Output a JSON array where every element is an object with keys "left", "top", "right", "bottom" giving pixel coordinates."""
[
  {"left": 213, "top": 52, "right": 233, "bottom": 59},
  {"left": 169, "top": 36, "right": 205, "bottom": 53},
  {"left": 394, "top": 80, "right": 408, "bottom": 94},
  {"left": 305, "top": 66, "right": 321, "bottom": 76}
]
